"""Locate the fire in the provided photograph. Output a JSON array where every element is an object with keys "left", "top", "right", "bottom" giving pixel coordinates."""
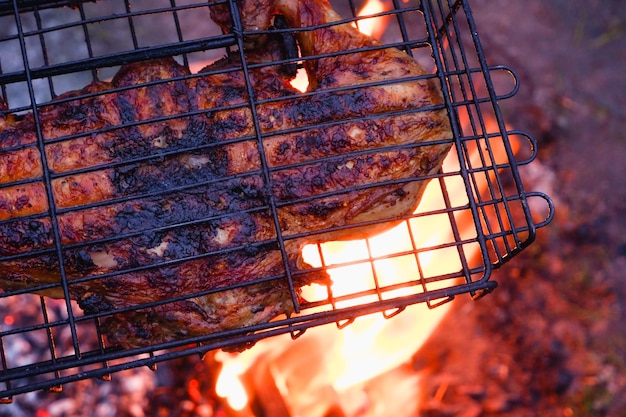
[
  {"left": 354, "top": 0, "right": 390, "bottom": 39},
  {"left": 213, "top": 1, "right": 521, "bottom": 415},
  {"left": 214, "top": 354, "right": 250, "bottom": 411},
  {"left": 213, "top": 161, "right": 464, "bottom": 415},
  {"left": 289, "top": 68, "right": 310, "bottom": 92},
  {"left": 214, "top": 111, "right": 519, "bottom": 415}
]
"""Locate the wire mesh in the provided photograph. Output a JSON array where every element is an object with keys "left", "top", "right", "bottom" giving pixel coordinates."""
[{"left": 0, "top": 0, "right": 553, "bottom": 399}]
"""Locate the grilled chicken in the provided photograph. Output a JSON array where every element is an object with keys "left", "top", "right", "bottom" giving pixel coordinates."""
[{"left": 0, "top": 0, "right": 452, "bottom": 348}]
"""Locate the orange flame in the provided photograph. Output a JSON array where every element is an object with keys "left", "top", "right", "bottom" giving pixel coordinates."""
[
  {"left": 355, "top": 0, "right": 390, "bottom": 39},
  {"left": 290, "top": 68, "right": 310, "bottom": 92},
  {"left": 215, "top": 113, "right": 519, "bottom": 415},
  {"left": 213, "top": 166, "right": 461, "bottom": 415},
  {"left": 214, "top": 353, "right": 250, "bottom": 411},
  {"left": 215, "top": 1, "right": 521, "bottom": 413}
]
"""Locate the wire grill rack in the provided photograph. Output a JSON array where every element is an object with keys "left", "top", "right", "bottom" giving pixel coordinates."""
[{"left": 0, "top": 0, "right": 553, "bottom": 400}]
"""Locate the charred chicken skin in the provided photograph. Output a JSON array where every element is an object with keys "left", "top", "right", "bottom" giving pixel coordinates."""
[{"left": 0, "top": 0, "right": 452, "bottom": 348}]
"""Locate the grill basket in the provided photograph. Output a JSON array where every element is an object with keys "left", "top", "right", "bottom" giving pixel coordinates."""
[{"left": 0, "top": 0, "right": 553, "bottom": 400}]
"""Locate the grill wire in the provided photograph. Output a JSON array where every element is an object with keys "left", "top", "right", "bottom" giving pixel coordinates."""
[{"left": 0, "top": 0, "right": 553, "bottom": 400}]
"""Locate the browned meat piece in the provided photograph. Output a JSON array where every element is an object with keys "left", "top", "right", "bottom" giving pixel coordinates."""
[{"left": 0, "top": 0, "right": 451, "bottom": 349}]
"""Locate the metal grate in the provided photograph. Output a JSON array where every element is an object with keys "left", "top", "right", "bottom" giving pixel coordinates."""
[{"left": 0, "top": 0, "right": 553, "bottom": 400}]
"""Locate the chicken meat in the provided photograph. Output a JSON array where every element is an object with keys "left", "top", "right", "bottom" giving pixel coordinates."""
[{"left": 0, "top": 0, "right": 452, "bottom": 348}]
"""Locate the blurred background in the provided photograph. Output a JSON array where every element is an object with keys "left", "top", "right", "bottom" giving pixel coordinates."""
[{"left": 417, "top": 0, "right": 626, "bottom": 415}]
